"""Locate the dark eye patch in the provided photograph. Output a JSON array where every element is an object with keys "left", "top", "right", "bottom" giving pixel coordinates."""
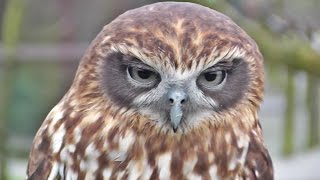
[
  {"left": 102, "top": 52, "right": 160, "bottom": 107},
  {"left": 198, "top": 58, "right": 249, "bottom": 111}
]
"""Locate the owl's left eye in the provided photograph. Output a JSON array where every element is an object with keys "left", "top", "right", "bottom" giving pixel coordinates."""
[
  {"left": 197, "top": 70, "right": 227, "bottom": 89},
  {"left": 127, "top": 66, "right": 159, "bottom": 86}
]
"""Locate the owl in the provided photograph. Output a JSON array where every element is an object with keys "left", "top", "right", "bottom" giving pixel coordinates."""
[{"left": 27, "top": 2, "right": 273, "bottom": 180}]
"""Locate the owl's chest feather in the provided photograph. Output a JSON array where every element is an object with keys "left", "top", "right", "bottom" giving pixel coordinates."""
[{"left": 55, "top": 127, "right": 251, "bottom": 180}]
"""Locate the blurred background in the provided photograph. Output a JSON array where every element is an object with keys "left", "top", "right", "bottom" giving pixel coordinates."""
[{"left": 0, "top": 0, "right": 319, "bottom": 179}]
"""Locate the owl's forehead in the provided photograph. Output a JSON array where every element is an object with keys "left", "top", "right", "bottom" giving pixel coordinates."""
[{"left": 98, "top": 2, "right": 258, "bottom": 74}]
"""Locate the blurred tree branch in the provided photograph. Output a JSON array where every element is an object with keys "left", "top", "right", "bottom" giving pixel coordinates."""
[
  {"left": 244, "top": 22, "right": 320, "bottom": 77},
  {"left": 185, "top": 0, "right": 320, "bottom": 77},
  {"left": 227, "top": 0, "right": 320, "bottom": 76}
]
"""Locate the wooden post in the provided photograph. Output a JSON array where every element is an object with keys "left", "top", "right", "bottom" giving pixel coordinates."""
[
  {"left": 306, "top": 74, "right": 319, "bottom": 148},
  {"left": 283, "top": 67, "right": 295, "bottom": 155}
]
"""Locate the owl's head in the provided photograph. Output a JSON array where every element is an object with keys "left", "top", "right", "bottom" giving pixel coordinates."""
[{"left": 70, "top": 2, "right": 264, "bottom": 134}]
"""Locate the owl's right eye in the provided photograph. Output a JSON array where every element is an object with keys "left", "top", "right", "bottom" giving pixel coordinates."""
[
  {"left": 127, "top": 66, "right": 160, "bottom": 87},
  {"left": 197, "top": 70, "right": 227, "bottom": 90}
]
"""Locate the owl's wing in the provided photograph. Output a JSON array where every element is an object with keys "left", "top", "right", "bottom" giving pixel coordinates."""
[
  {"left": 241, "top": 132, "right": 274, "bottom": 179},
  {"left": 26, "top": 129, "right": 56, "bottom": 180}
]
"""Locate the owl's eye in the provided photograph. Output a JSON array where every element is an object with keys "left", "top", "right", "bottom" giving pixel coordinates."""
[
  {"left": 198, "top": 70, "right": 227, "bottom": 89},
  {"left": 127, "top": 66, "right": 159, "bottom": 86}
]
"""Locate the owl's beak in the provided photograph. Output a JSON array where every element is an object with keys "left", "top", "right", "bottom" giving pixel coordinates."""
[{"left": 168, "top": 88, "right": 187, "bottom": 132}]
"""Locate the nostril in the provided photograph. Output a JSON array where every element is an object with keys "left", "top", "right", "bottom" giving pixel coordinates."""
[
  {"left": 180, "top": 99, "right": 185, "bottom": 104},
  {"left": 168, "top": 89, "right": 188, "bottom": 105}
]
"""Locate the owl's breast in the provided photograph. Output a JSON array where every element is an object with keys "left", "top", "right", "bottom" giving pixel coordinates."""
[{"left": 57, "top": 127, "right": 252, "bottom": 179}]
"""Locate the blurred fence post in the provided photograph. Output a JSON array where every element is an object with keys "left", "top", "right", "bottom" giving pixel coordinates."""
[
  {"left": 0, "top": 0, "right": 24, "bottom": 179},
  {"left": 283, "top": 67, "right": 295, "bottom": 155},
  {"left": 306, "top": 74, "right": 319, "bottom": 148}
]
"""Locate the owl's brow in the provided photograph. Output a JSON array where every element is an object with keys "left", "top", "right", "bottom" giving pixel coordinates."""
[
  {"left": 205, "top": 58, "right": 242, "bottom": 72},
  {"left": 121, "top": 54, "right": 156, "bottom": 71},
  {"left": 203, "top": 46, "right": 246, "bottom": 69},
  {"left": 110, "top": 44, "right": 163, "bottom": 69}
]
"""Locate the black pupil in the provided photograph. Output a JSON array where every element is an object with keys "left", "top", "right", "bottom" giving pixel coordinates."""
[
  {"left": 138, "top": 69, "right": 152, "bottom": 79},
  {"left": 204, "top": 72, "right": 217, "bottom": 81}
]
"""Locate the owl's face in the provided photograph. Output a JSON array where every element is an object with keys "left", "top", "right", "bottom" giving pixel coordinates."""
[
  {"left": 75, "top": 2, "right": 264, "bottom": 133},
  {"left": 102, "top": 51, "right": 249, "bottom": 132}
]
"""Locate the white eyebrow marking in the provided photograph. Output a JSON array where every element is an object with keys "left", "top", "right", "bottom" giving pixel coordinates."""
[{"left": 205, "top": 46, "right": 246, "bottom": 69}]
